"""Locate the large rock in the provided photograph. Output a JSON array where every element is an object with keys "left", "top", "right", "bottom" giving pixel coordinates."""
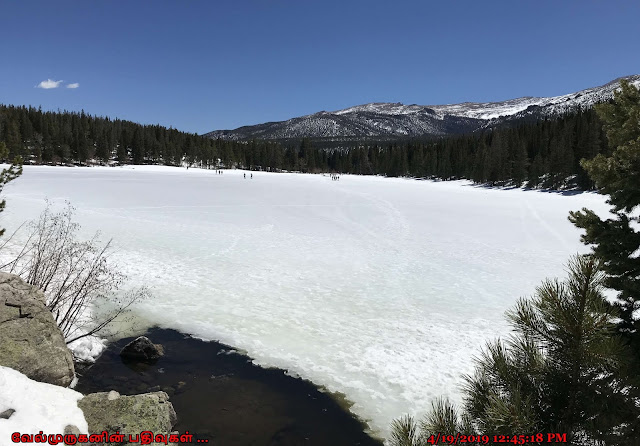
[
  {"left": 78, "top": 390, "right": 177, "bottom": 445},
  {"left": 0, "top": 272, "right": 75, "bottom": 387},
  {"left": 120, "top": 336, "right": 164, "bottom": 361}
]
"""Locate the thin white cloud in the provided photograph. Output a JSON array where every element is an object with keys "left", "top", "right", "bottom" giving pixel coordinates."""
[
  {"left": 36, "top": 79, "right": 63, "bottom": 89},
  {"left": 66, "top": 83, "right": 79, "bottom": 89}
]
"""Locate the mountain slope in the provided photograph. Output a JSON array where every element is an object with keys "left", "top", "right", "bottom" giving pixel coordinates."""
[{"left": 205, "top": 75, "right": 640, "bottom": 141}]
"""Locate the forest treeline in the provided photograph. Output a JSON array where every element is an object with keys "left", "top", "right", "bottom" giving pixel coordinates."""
[{"left": 0, "top": 103, "right": 608, "bottom": 189}]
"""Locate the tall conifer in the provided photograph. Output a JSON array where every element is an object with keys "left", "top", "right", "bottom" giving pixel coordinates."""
[{"left": 569, "top": 79, "right": 640, "bottom": 339}]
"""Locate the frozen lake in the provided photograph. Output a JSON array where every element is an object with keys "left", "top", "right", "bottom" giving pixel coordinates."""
[{"left": 0, "top": 166, "right": 610, "bottom": 439}]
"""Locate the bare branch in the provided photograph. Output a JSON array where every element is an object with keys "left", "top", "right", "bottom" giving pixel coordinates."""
[{"left": 1, "top": 202, "right": 150, "bottom": 352}]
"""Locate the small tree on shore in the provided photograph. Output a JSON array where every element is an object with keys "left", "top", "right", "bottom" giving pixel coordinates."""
[
  {"left": 390, "top": 256, "right": 639, "bottom": 445},
  {"left": 0, "top": 142, "right": 23, "bottom": 237},
  {"left": 1, "top": 203, "right": 149, "bottom": 345}
]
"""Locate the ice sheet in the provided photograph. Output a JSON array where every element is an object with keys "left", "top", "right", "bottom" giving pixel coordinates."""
[{"left": 0, "top": 166, "right": 611, "bottom": 439}]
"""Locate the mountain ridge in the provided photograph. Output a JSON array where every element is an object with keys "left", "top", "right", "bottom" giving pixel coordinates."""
[{"left": 204, "top": 75, "right": 640, "bottom": 141}]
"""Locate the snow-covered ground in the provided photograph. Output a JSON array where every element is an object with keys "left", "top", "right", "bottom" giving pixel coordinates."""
[
  {"left": 0, "top": 166, "right": 611, "bottom": 439},
  {"left": 0, "top": 366, "right": 88, "bottom": 440}
]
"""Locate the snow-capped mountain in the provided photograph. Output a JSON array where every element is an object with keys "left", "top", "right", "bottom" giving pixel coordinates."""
[{"left": 204, "top": 75, "right": 640, "bottom": 141}]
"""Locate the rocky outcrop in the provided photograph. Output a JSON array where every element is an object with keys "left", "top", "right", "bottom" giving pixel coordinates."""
[
  {"left": 0, "top": 272, "right": 75, "bottom": 387},
  {"left": 0, "top": 273, "right": 179, "bottom": 443},
  {"left": 78, "top": 390, "right": 177, "bottom": 445},
  {"left": 120, "top": 336, "right": 164, "bottom": 361}
]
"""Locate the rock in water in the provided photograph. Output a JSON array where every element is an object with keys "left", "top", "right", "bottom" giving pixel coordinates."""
[
  {"left": 120, "top": 336, "right": 164, "bottom": 361},
  {"left": 0, "top": 408, "right": 15, "bottom": 419},
  {"left": 0, "top": 273, "right": 75, "bottom": 387},
  {"left": 79, "top": 391, "right": 177, "bottom": 445}
]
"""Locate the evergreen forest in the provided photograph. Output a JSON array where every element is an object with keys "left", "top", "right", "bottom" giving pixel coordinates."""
[{"left": 0, "top": 103, "right": 609, "bottom": 189}]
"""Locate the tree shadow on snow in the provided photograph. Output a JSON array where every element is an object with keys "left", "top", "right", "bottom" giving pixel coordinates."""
[{"left": 464, "top": 182, "right": 587, "bottom": 196}]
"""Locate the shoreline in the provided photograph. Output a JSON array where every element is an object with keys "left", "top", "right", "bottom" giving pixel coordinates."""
[
  {"left": 75, "top": 327, "right": 384, "bottom": 446},
  {"left": 6, "top": 163, "right": 594, "bottom": 195}
]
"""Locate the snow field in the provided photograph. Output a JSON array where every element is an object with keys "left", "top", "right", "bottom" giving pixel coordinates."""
[{"left": 0, "top": 166, "right": 611, "bottom": 440}]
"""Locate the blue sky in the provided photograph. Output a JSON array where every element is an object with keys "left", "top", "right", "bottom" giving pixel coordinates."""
[{"left": 1, "top": 1, "right": 638, "bottom": 134}]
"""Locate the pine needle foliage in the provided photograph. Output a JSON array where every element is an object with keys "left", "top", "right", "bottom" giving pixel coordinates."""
[
  {"left": 389, "top": 256, "right": 639, "bottom": 445},
  {"left": 569, "top": 79, "right": 640, "bottom": 338},
  {"left": 389, "top": 415, "right": 421, "bottom": 446}
]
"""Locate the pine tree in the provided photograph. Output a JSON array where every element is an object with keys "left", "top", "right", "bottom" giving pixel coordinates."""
[
  {"left": 510, "top": 141, "right": 528, "bottom": 187},
  {"left": 4, "top": 120, "right": 23, "bottom": 158},
  {"left": 487, "top": 130, "right": 508, "bottom": 184},
  {"left": 569, "top": 79, "right": 640, "bottom": 339},
  {"left": 74, "top": 127, "right": 89, "bottom": 163},
  {"left": 57, "top": 143, "right": 71, "bottom": 163},
  {"left": 117, "top": 128, "right": 129, "bottom": 164},
  {"left": 0, "top": 141, "right": 23, "bottom": 237},
  {"left": 131, "top": 127, "right": 144, "bottom": 164},
  {"left": 390, "top": 256, "right": 639, "bottom": 445},
  {"left": 96, "top": 132, "right": 110, "bottom": 163}
]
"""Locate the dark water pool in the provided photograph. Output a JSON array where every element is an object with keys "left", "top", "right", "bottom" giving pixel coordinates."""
[{"left": 75, "top": 327, "right": 384, "bottom": 446}]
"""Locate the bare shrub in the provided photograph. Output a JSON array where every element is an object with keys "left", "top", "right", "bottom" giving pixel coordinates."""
[{"left": 1, "top": 202, "right": 149, "bottom": 344}]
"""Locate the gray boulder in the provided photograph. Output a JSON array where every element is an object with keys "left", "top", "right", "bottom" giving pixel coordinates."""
[
  {"left": 0, "top": 408, "right": 15, "bottom": 419},
  {"left": 78, "top": 390, "right": 177, "bottom": 445},
  {"left": 64, "top": 425, "right": 81, "bottom": 436},
  {"left": 0, "top": 272, "right": 75, "bottom": 387},
  {"left": 120, "top": 336, "right": 164, "bottom": 361}
]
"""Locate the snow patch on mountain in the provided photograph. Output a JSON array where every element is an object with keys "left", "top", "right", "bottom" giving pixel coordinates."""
[
  {"left": 430, "top": 75, "right": 640, "bottom": 120},
  {"left": 334, "top": 103, "right": 432, "bottom": 116},
  {"left": 205, "top": 75, "right": 640, "bottom": 140}
]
